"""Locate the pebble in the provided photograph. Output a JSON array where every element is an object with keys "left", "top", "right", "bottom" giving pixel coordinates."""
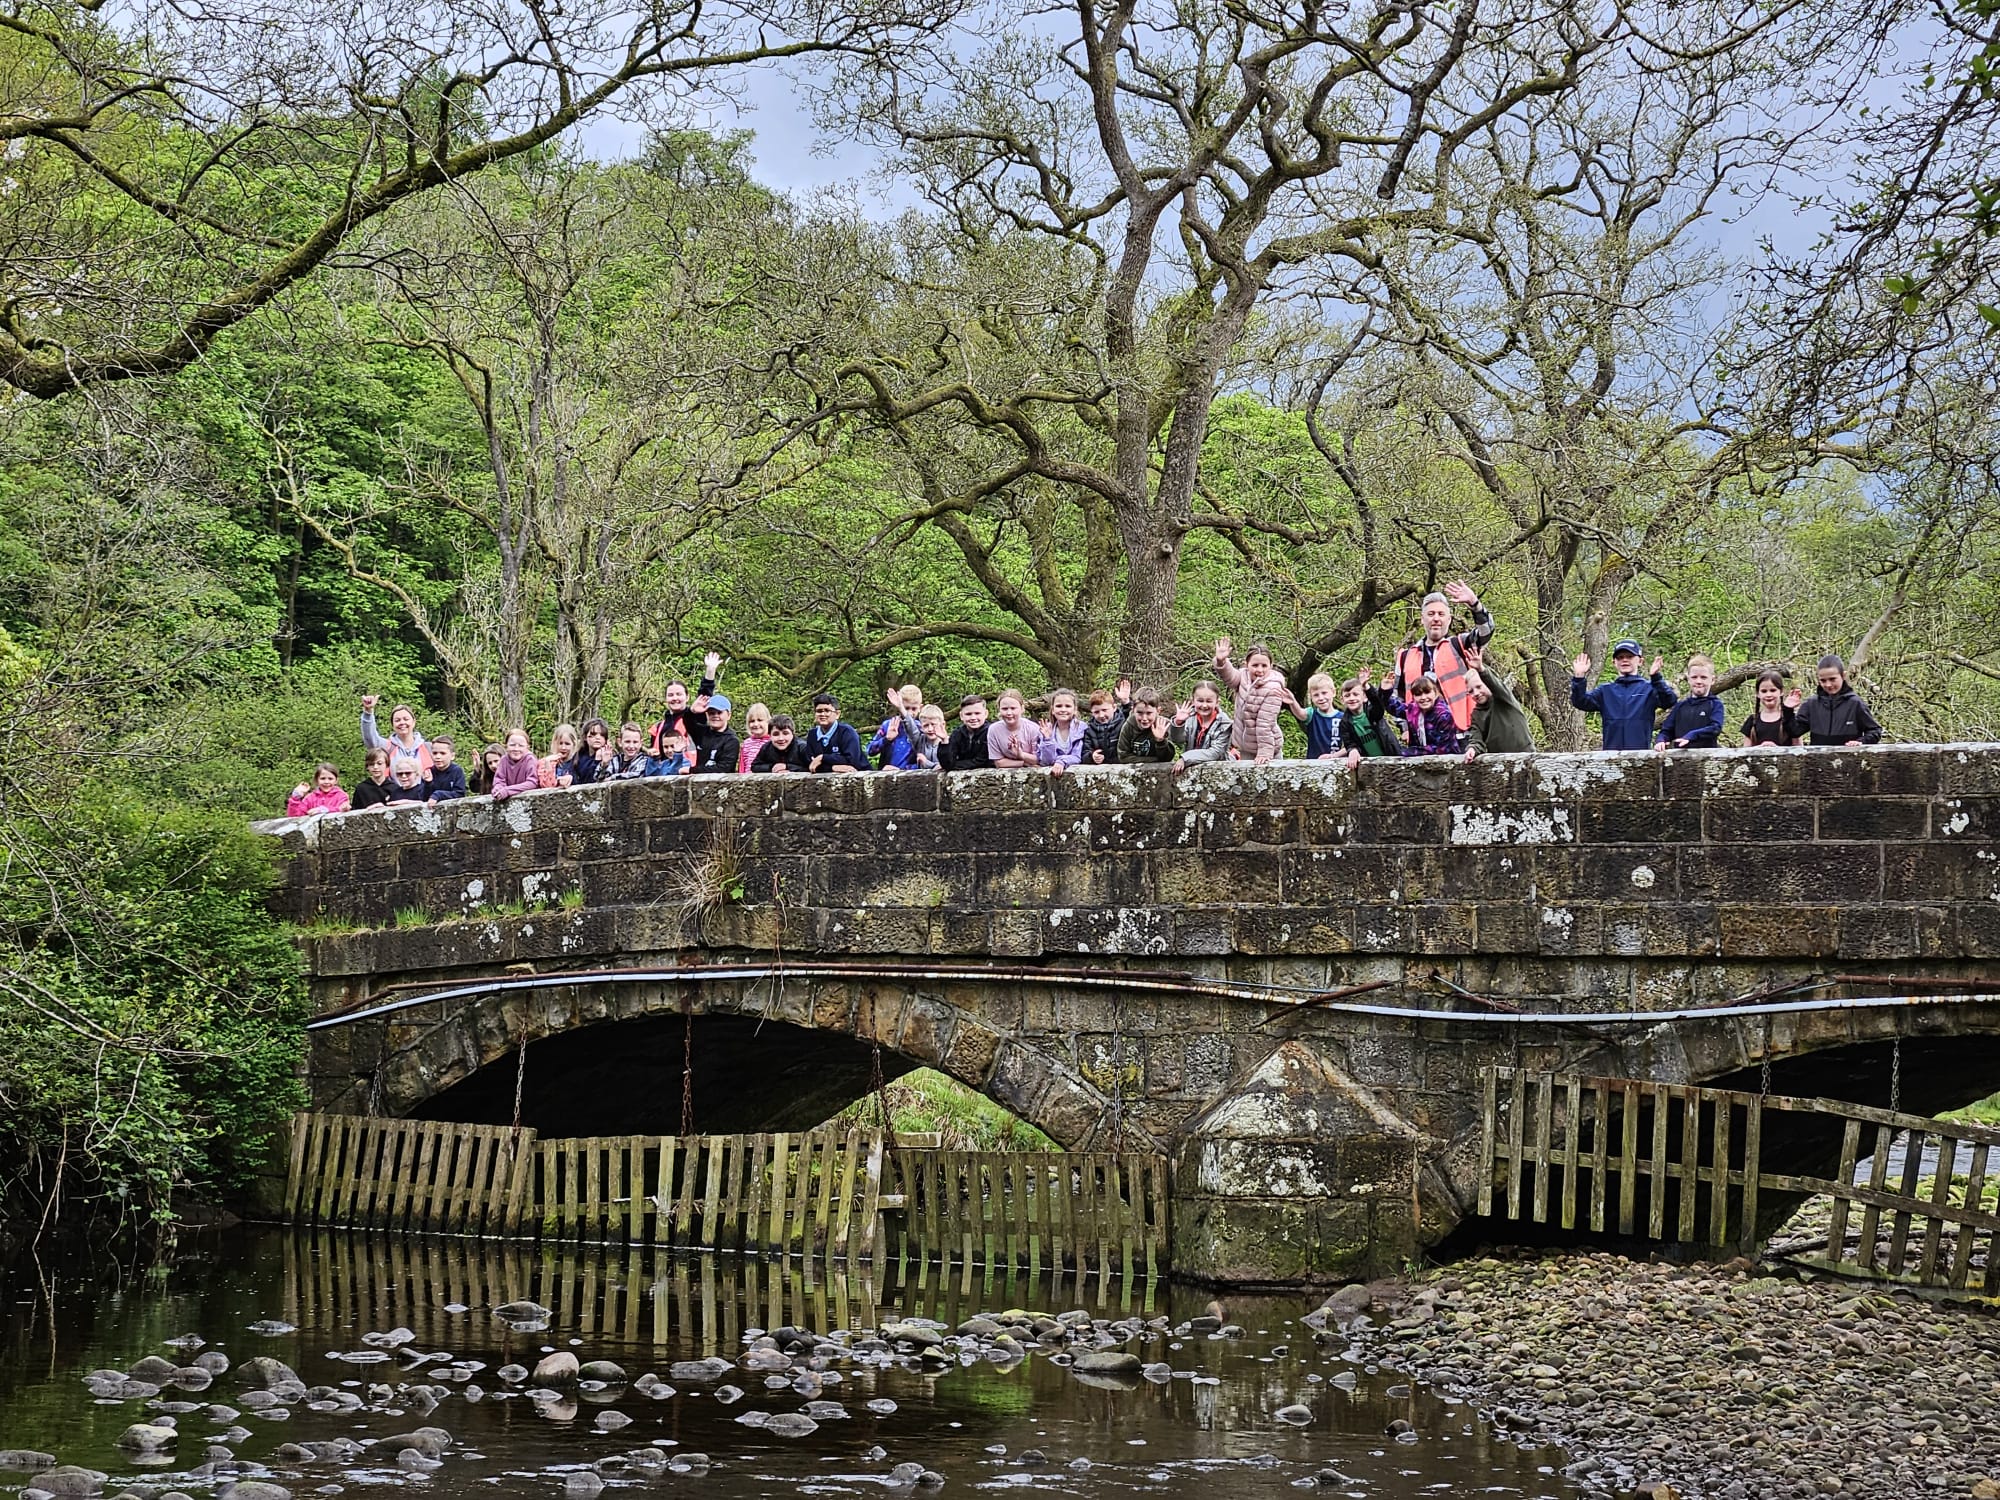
[{"left": 1358, "top": 1248, "right": 2000, "bottom": 1500}]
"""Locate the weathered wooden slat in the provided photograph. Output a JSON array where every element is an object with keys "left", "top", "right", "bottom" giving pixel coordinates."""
[
  {"left": 1823, "top": 1118, "right": 1863, "bottom": 1268},
  {"left": 1618, "top": 1080, "right": 1639, "bottom": 1236},
  {"left": 1854, "top": 1124, "right": 1895, "bottom": 1271},
  {"left": 1916, "top": 1137, "right": 1958, "bottom": 1284},
  {"left": 1951, "top": 1142, "right": 1990, "bottom": 1291},
  {"left": 1559, "top": 1078, "right": 1581, "bottom": 1232},
  {"left": 1530, "top": 1073, "right": 1553, "bottom": 1225},
  {"left": 832, "top": 1126, "right": 861, "bottom": 1257},
  {"left": 700, "top": 1135, "right": 726, "bottom": 1248},
  {"left": 1477, "top": 1066, "right": 1498, "bottom": 1217},
  {"left": 1677, "top": 1086, "right": 1700, "bottom": 1244},
  {"left": 859, "top": 1134, "right": 885, "bottom": 1263},
  {"left": 1885, "top": 1127, "right": 1926, "bottom": 1275},
  {"left": 1589, "top": 1080, "right": 1610, "bottom": 1234},
  {"left": 1708, "top": 1093, "right": 1732, "bottom": 1248},
  {"left": 1505, "top": 1069, "right": 1526, "bottom": 1220},
  {"left": 1738, "top": 1097, "right": 1762, "bottom": 1254},
  {"left": 1648, "top": 1085, "right": 1670, "bottom": 1240}
]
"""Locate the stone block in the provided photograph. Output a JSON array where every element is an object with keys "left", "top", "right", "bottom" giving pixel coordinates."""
[
  {"left": 1070, "top": 810, "right": 1182, "bottom": 853},
  {"left": 1236, "top": 906, "right": 1354, "bottom": 955},
  {"left": 928, "top": 910, "right": 994, "bottom": 953},
  {"left": 1442, "top": 801, "right": 1578, "bottom": 847},
  {"left": 810, "top": 907, "right": 932, "bottom": 953},
  {"left": 1056, "top": 854, "right": 1161, "bottom": 909},
  {"left": 1283, "top": 846, "right": 1439, "bottom": 904},
  {"left": 1682, "top": 844, "right": 1881, "bottom": 904},
  {"left": 1152, "top": 851, "right": 1281, "bottom": 906},
  {"left": 1882, "top": 844, "right": 1996, "bottom": 901},
  {"left": 1538, "top": 847, "right": 1678, "bottom": 902},
  {"left": 1596, "top": 904, "right": 1717, "bottom": 957},
  {"left": 1435, "top": 847, "right": 1535, "bottom": 901},
  {"left": 1172, "top": 759, "right": 1353, "bottom": 811},
  {"left": 1473, "top": 903, "right": 1541, "bottom": 952},
  {"left": 1054, "top": 764, "right": 1176, "bottom": 811},
  {"left": 942, "top": 1020, "right": 1004, "bottom": 1085},
  {"left": 1194, "top": 806, "right": 1305, "bottom": 849},
  {"left": 321, "top": 845, "right": 402, "bottom": 886},
  {"left": 1717, "top": 904, "right": 1838, "bottom": 958},
  {"left": 1703, "top": 798, "right": 1815, "bottom": 842},
  {"left": 937, "top": 771, "right": 1054, "bottom": 816},
  {"left": 1044, "top": 906, "right": 1173, "bottom": 956},
  {"left": 1346, "top": 800, "right": 1450, "bottom": 843},
  {"left": 1579, "top": 797, "right": 1702, "bottom": 844},
  {"left": 1409, "top": 904, "right": 1477, "bottom": 955},
  {"left": 1352, "top": 905, "right": 1417, "bottom": 952},
  {"left": 1817, "top": 797, "right": 1929, "bottom": 842},
  {"left": 1171, "top": 907, "right": 1238, "bottom": 954},
  {"left": 1791, "top": 745, "right": 1940, "bottom": 798},
  {"left": 1835, "top": 905, "right": 1919, "bottom": 960},
  {"left": 1957, "top": 904, "right": 2000, "bottom": 957},
  {"left": 1940, "top": 747, "right": 2000, "bottom": 797},
  {"left": 989, "top": 909, "right": 1045, "bottom": 957},
  {"left": 817, "top": 855, "right": 973, "bottom": 910}
]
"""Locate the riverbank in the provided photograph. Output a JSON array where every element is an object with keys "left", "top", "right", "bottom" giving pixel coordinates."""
[{"left": 1352, "top": 1249, "right": 2000, "bottom": 1499}]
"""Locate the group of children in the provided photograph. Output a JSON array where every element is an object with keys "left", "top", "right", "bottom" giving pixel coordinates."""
[{"left": 281, "top": 591, "right": 1888, "bottom": 818}]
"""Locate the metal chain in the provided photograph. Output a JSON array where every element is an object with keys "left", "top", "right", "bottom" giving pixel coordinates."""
[
  {"left": 511, "top": 1029, "right": 528, "bottom": 1138},
  {"left": 1760, "top": 1017, "right": 1771, "bottom": 1097},
  {"left": 680, "top": 991, "right": 696, "bottom": 1137},
  {"left": 1890, "top": 1038, "right": 1902, "bottom": 1114}
]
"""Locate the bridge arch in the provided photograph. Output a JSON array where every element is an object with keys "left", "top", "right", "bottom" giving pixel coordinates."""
[{"left": 311, "top": 964, "right": 1208, "bottom": 1149}]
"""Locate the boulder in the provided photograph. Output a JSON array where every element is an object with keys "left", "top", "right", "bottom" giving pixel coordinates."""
[
  {"left": 1070, "top": 1351, "right": 1143, "bottom": 1374},
  {"left": 531, "top": 1352, "right": 580, "bottom": 1386},
  {"left": 115, "top": 1425, "right": 179, "bottom": 1452}
]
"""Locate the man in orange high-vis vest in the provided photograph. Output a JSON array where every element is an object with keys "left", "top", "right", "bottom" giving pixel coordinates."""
[{"left": 1396, "top": 580, "right": 1494, "bottom": 734}]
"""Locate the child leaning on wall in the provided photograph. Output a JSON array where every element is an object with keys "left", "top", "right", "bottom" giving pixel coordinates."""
[{"left": 1654, "top": 655, "right": 1725, "bottom": 751}]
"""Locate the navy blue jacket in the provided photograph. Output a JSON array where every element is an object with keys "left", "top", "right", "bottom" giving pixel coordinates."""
[
  {"left": 1655, "top": 693, "right": 1724, "bottom": 749},
  {"left": 803, "top": 719, "right": 869, "bottom": 772},
  {"left": 1571, "top": 671, "right": 1677, "bottom": 751}
]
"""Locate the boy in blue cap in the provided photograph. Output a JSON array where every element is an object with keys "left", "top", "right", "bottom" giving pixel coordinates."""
[{"left": 1570, "top": 640, "right": 1676, "bottom": 751}]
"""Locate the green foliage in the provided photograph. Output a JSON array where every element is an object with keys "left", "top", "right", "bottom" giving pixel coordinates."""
[
  {"left": 0, "top": 784, "right": 307, "bottom": 1218},
  {"left": 837, "top": 1069, "right": 1057, "bottom": 1151}
]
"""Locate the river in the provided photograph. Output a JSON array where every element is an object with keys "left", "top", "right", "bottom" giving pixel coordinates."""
[{"left": 0, "top": 1228, "right": 1578, "bottom": 1498}]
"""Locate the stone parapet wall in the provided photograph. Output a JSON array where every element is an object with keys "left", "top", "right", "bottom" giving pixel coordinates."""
[{"left": 265, "top": 745, "right": 2000, "bottom": 1012}]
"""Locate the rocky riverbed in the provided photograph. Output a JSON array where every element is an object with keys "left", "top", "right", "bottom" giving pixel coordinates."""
[{"left": 1346, "top": 1249, "right": 2000, "bottom": 1500}]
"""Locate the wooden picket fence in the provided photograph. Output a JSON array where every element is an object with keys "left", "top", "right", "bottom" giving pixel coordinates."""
[
  {"left": 283, "top": 1114, "right": 1171, "bottom": 1274},
  {"left": 1479, "top": 1067, "right": 2000, "bottom": 1297},
  {"left": 886, "top": 1150, "right": 1168, "bottom": 1278}
]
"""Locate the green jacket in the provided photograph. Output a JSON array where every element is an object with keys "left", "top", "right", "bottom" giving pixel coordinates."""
[{"left": 1468, "top": 668, "right": 1536, "bottom": 755}]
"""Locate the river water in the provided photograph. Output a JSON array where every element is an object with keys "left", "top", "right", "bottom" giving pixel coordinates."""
[{"left": 0, "top": 1227, "right": 1577, "bottom": 1498}]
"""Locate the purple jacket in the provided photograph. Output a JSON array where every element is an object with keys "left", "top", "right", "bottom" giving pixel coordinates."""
[{"left": 491, "top": 752, "right": 541, "bottom": 799}]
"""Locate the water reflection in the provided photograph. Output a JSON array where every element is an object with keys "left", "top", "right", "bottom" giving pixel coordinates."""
[{"left": 0, "top": 1228, "right": 1577, "bottom": 1499}]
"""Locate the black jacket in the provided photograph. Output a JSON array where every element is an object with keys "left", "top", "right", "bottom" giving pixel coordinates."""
[
  {"left": 1342, "top": 690, "right": 1404, "bottom": 757},
  {"left": 691, "top": 731, "right": 741, "bottom": 774},
  {"left": 1081, "top": 710, "right": 1126, "bottom": 765},
  {"left": 351, "top": 778, "right": 396, "bottom": 809},
  {"left": 1798, "top": 686, "right": 1882, "bottom": 746},
  {"left": 751, "top": 738, "right": 809, "bottom": 773},
  {"left": 946, "top": 722, "right": 995, "bottom": 771}
]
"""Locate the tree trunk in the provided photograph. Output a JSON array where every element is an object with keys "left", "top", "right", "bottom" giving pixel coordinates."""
[{"left": 1114, "top": 509, "right": 1184, "bottom": 687}]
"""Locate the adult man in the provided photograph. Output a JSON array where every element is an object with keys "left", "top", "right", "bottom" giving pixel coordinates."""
[
  {"left": 1395, "top": 579, "right": 1494, "bottom": 734},
  {"left": 1463, "top": 644, "right": 1535, "bottom": 757},
  {"left": 804, "top": 693, "right": 869, "bottom": 773}
]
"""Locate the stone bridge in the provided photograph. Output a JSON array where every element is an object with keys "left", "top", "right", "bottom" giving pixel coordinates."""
[{"left": 264, "top": 745, "right": 2000, "bottom": 1284}]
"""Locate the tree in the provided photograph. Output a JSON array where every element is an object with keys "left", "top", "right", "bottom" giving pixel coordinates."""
[
  {"left": 775, "top": 0, "right": 1839, "bottom": 686},
  {"left": 264, "top": 149, "right": 823, "bottom": 732},
  {"left": 0, "top": 0, "right": 954, "bottom": 399},
  {"left": 1283, "top": 9, "right": 1914, "bottom": 742}
]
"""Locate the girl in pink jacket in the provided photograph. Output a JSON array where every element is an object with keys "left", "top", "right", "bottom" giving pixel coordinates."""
[
  {"left": 286, "top": 763, "right": 351, "bottom": 817},
  {"left": 1213, "top": 637, "right": 1286, "bottom": 764},
  {"left": 491, "top": 729, "right": 543, "bottom": 799}
]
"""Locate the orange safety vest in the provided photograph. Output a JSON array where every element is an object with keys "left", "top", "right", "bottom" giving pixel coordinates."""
[{"left": 1400, "top": 636, "right": 1476, "bottom": 732}]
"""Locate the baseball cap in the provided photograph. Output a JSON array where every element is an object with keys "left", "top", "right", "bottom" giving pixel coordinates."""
[
  {"left": 1611, "top": 639, "right": 1642, "bottom": 657},
  {"left": 707, "top": 694, "right": 732, "bottom": 712}
]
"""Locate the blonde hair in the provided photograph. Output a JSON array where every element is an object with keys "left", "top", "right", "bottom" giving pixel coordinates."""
[
  {"left": 1687, "top": 654, "right": 1715, "bottom": 673},
  {"left": 996, "top": 688, "right": 1026, "bottom": 709},
  {"left": 1307, "top": 671, "right": 1336, "bottom": 695},
  {"left": 550, "top": 723, "right": 579, "bottom": 754}
]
